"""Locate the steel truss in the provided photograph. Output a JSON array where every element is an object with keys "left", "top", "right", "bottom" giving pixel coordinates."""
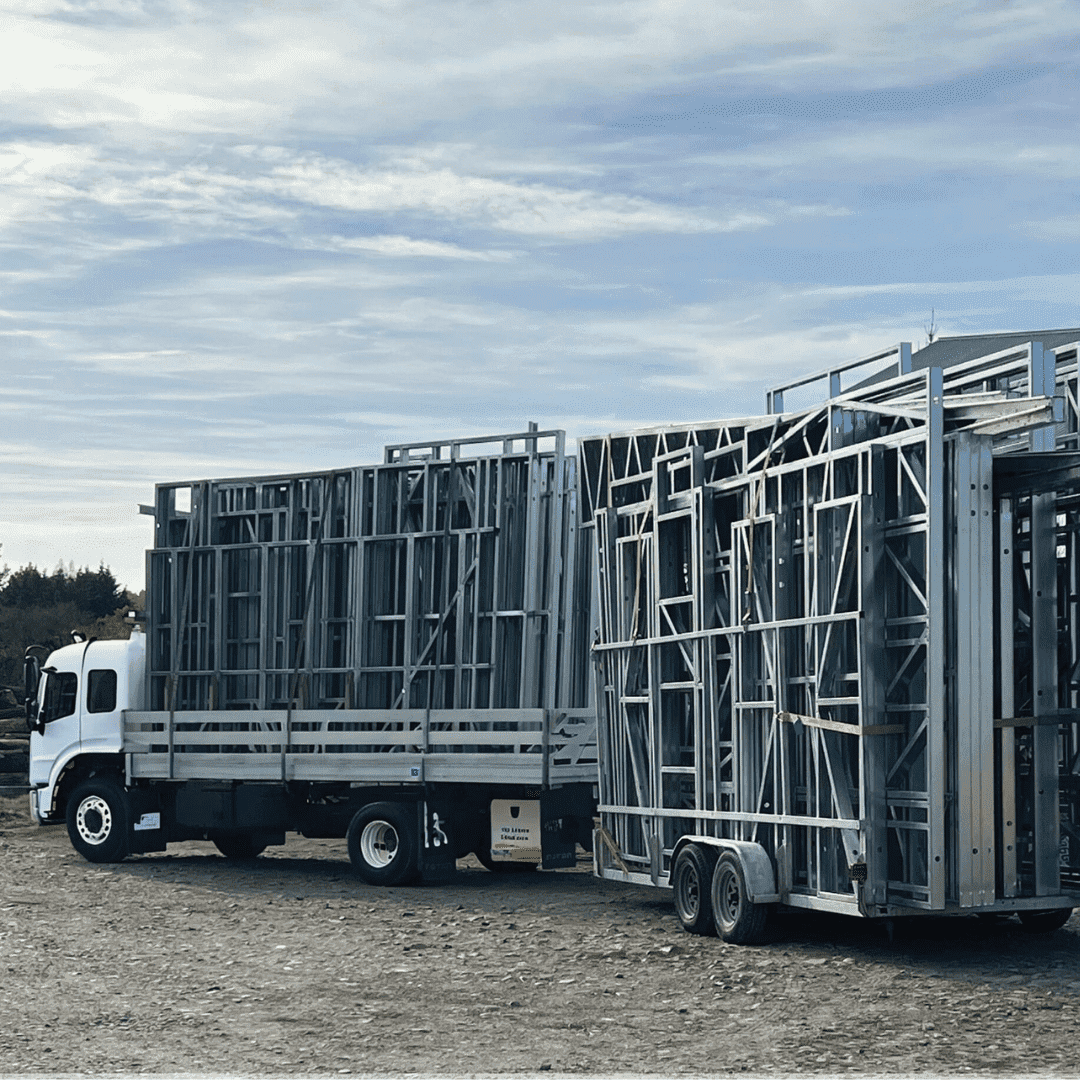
[
  {"left": 583, "top": 338, "right": 1080, "bottom": 917},
  {"left": 138, "top": 428, "right": 596, "bottom": 786}
]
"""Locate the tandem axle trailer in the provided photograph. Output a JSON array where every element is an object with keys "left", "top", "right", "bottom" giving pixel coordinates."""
[{"left": 582, "top": 333, "right": 1080, "bottom": 940}]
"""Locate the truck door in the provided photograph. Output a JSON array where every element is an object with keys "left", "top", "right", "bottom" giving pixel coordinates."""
[
  {"left": 28, "top": 668, "right": 80, "bottom": 787},
  {"left": 81, "top": 667, "right": 121, "bottom": 754}
]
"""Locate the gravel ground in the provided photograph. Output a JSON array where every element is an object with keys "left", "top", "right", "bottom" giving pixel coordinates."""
[{"left": 2, "top": 793, "right": 1079, "bottom": 1077}]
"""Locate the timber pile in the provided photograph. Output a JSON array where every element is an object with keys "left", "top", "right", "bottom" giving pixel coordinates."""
[{"left": 0, "top": 689, "right": 28, "bottom": 791}]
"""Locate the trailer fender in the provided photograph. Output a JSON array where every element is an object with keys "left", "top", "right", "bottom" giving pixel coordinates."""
[{"left": 675, "top": 836, "right": 780, "bottom": 904}]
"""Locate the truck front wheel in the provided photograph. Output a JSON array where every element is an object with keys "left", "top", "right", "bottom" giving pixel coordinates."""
[
  {"left": 347, "top": 802, "right": 419, "bottom": 886},
  {"left": 67, "top": 778, "right": 129, "bottom": 863}
]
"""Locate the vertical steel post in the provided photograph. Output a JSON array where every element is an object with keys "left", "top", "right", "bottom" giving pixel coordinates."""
[
  {"left": 1031, "top": 491, "right": 1061, "bottom": 896},
  {"left": 544, "top": 432, "right": 567, "bottom": 710},
  {"left": 898, "top": 342, "right": 912, "bottom": 376},
  {"left": 926, "top": 369, "right": 947, "bottom": 908},
  {"left": 861, "top": 449, "right": 888, "bottom": 906},
  {"left": 520, "top": 430, "right": 543, "bottom": 707},
  {"left": 1029, "top": 340, "right": 1061, "bottom": 896},
  {"left": 954, "top": 432, "right": 996, "bottom": 907},
  {"left": 998, "top": 496, "right": 1018, "bottom": 896}
]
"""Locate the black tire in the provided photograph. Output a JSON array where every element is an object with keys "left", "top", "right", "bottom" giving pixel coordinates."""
[
  {"left": 672, "top": 844, "right": 718, "bottom": 935},
  {"left": 475, "top": 848, "right": 537, "bottom": 873},
  {"left": 66, "top": 778, "right": 129, "bottom": 864},
  {"left": 1019, "top": 908, "right": 1074, "bottom": 934},
  {"left": 213, "top": 833, "right": 267, "bottom": 861},
  {"left": 347, "top": 801, "right": 419, "bottom": 886},
  {"left": 711, "top": 852, "right": 768, "bottom": 944}
]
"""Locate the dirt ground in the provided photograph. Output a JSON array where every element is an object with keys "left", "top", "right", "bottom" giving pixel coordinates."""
[{"left": 2, "top": 794, "right": 1079, "bottom": 1077}]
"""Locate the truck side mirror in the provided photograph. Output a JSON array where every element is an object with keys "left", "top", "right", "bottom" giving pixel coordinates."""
[{"left": 24, "top": 653, "right": 41, "bottom": 731}]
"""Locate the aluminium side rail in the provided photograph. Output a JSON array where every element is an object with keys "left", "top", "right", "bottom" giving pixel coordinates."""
[{"left": 121, "top": 707, "right": 598, "bottom": 786}]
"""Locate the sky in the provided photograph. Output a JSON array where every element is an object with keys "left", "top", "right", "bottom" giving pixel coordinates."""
[{"left": 2, "top": 0, "right": 1079, "bottom": 592}]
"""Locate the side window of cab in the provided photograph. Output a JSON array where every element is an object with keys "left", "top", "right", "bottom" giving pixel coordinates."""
[
  {"left": 87, "top": 669, "right": 118, "bottom": 714},
  {"left": 43, "top": 672, "right": 78, "bottom": 722}
]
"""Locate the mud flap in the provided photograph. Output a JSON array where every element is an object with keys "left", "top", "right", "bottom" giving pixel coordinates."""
[
  {"left": 419, "top": 799, "right": 456, "bottom": 883},
  {"left": 127, "top": 788, "right": 167, "bottom": 855},
  {"left": 541, "top": 787, "right": 592, "bottom": 869}
]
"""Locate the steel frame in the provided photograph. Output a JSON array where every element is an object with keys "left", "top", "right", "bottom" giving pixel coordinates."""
[
  {"left": 583, "top": 338, "right": 1080, "bottom": 917},
  {"left": 136, "top": 428, "right": 596, "bottom": 787}
]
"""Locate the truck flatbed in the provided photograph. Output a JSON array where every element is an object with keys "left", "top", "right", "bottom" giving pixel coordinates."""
[{"left": 123, "top": 707, "right": 597, "bottom": 785}]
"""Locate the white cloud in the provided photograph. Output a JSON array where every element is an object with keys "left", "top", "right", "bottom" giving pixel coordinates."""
[
  {"left": 565, "top": 272, "right": 1080, "bottom": 396},
  {"left": 0, "top": 138, "right": 836, "bottom": 248},
  {"left": 260, "top": 154, "right": 763, "bottom": 237},
  {"left": 1018, "top": 214, "right": 1080, "bottom": 241},
  {"left": 317, "top": 235, "right": 517, "bottom": 261},
  {"left": 4, "top": 1, "right": 1077, "bottom": 142},
  {"left": 695, "top": 122, "right": 1080, "bottom": 180}
]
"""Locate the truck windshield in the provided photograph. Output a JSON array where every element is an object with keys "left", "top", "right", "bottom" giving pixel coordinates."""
[{"left": 42, "top": 672, "right": 78, "bottom": 723}]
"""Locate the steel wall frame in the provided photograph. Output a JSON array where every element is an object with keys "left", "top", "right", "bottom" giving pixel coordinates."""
[
  {"left": 584, "top": 339, "right": 1080, "bottom": 917},
  {"left": 138, "top": 428, "right": 597, "bottom": 786}
]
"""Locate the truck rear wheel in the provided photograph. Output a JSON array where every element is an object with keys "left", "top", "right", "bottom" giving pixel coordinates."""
[
  {"left": 712, "top": 852, "right": 768, "bottom": 944},
  {"left": 67, "top": 778, "right": 129, "bottom": 864},
  {"left": 213, "top": 833, "right": 267, "bottom": 860},
  {"left": 347, "top": 802, "right": 419, "bottom": 886},
  {"left": 672, "top": 843, "right": 717, "bottom": 935}
]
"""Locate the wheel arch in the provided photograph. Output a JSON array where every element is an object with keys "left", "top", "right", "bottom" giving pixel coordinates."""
[
  {"left": 50, "top": 753, "right": 126, "bottom": 821},
  {"left": 671, "top": 836, "right": 779, "bottom": 904}
]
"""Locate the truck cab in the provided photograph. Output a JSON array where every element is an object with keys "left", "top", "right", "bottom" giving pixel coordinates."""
[
  {"left": 27, "top": 630, "right": 145, "bottom": 824},
  {"left": 26, "top": 625, "right": 596, "bottom": 877}
]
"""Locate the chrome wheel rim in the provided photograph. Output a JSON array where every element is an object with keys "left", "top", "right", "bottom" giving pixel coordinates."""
[
  {"left": 75, "top": 795, "right": 113, "bottom": 846},
  {"left": 360, "top": 820, "right": 399, "bottom": 868}
]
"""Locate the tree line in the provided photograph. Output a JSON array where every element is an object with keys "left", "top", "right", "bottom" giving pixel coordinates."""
[{"left": 0, "top": 559, "right": 139, "bottom": 698}]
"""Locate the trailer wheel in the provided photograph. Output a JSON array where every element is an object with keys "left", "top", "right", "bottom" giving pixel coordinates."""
[
  {"left": 66, "top": 778, "right": 129, "bottom": 864},
  {"left": 1019, "top": 907, "right": 1074, "bottom": 934},
  {"left": 672, "top": 844, "right": 717, "bottom": 936},
  {"left": 347, "top": 802, "right": 419, "bottom": 886},
  {"left": 213, "top": 833, "right": 267, "bottom": 861},
  {"left": 712, "top": 852, "right": 768, "bottom": 944}
]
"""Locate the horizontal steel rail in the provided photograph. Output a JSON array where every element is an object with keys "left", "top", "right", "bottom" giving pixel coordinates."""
[{"left": 123, "top": 708, "right": 597, "bottom": 785}]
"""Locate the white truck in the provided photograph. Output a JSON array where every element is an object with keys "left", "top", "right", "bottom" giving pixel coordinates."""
[
  {"left": 25, "top": 629, "right": 596, "bottom": 881},
  {"left": 25, "top": 428, "right": 598, "bottom": 884}
]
